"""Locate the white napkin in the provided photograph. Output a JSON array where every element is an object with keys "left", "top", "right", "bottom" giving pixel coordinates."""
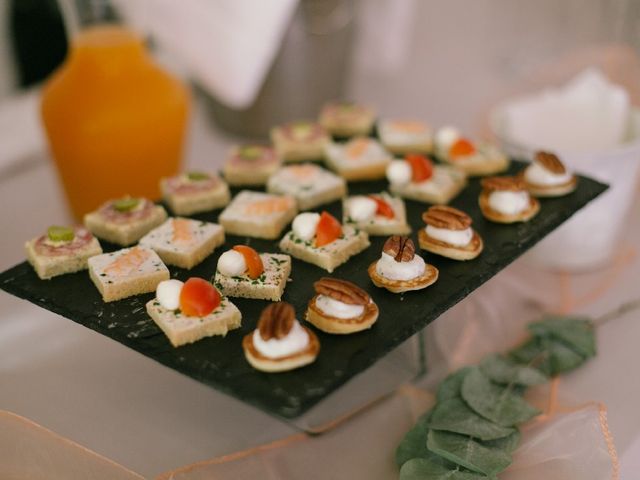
[
  {"left": 501, "top": 68, "right": 630, "bottom": 153},
  {"left": 116, "top": 0, "right": 298, "bottom": 110}
]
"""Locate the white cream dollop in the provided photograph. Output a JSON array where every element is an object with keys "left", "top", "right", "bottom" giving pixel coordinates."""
[
  {"left": 315, "top": 294, "right": 365, "bottom": 319},
  {"left": 435, "top": 126, "right": 461, "bottom": 152},
  {"left": 425, "top": 225, "right": 473, "bottom": 247},
  {"left": 217, "top": 250, "right": 247, "bottom": 277},
  {"left": 525, "top": 161, "right": 573, "bottom": 186},
  {"left": 386, "top": 160, "right": 412, "bottom": 185},
  {"left": 156, "top": 279, "right": 184, "bottom": 310},
  {"left": 348, "top": 196, "right": 378, "bottom": 222},
  {"left": 488, "top": 190, "right": 530, "bottom": 215},
  {"left": 252, "top": 320, "right": 309, "bottom": 359},
  {"left": 376, "top": 252, "right": 426, "bottom": 281},
  {"left": 292, "top": 212, "right": 321, "bottom": 241}
]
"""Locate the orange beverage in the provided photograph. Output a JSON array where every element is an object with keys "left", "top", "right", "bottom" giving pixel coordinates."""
[{"left": 41, "top": 25, "right": 191, "bottom": 219}]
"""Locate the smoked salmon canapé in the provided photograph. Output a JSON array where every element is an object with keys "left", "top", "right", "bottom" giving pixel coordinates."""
[
  {"left": 218, "top": 191, "right": 298, "bottom": 240},
  {"left": 214, "top": 246, "right": 292, "bottom": 301},
  {"left": 378, "top": 119, "right": 433, "bottom": 155},
  {"left": 342, "top": 192, "right": 411, "bottom": 236},
  {"left": 270, "top": 120, "right": 330, "bottom": 162},
  {"left": 84, "top": 196, "right": 167, "bottom": 247},
  {"left": 146, "top": 278, "right": 241, "bottom": 348},
  {"left": 25, "top": 225, "right": 103, "bottom": 280},
  {"left": 222, "top": 145, "right": 282, "bottom": 187},
  {"left": 160, "top": 171, "right": 230, "bottom": 216},
  {"left": 279, "top": 211, "right": 370, "bottom": 273},
  {"left": 323, "top": 137, "right": 392, "bottom": 181},
  {"left": 318, "top": 101, "right": 376, "bottom": 137},
  {"left": 88, "top": 246, "right": 169, "bottom": 302},
  {"left": 139, "top": 218, "right": 225, "bottom": 269},
  {"left": 266, "top": 163, "right": 347, "bottom": 211}
]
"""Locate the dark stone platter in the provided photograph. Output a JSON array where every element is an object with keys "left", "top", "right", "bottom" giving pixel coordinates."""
[{"left": 0, "top": 161, "right": 606, "bottom": 419}]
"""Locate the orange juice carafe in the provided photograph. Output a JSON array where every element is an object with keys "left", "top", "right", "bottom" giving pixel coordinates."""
[{"left": 41, "top": 25, "right": 190, "bottom": 219}]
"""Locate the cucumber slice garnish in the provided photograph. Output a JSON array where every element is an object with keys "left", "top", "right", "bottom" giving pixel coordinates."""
[
  {"left": 238, "top": 146, "right": 262, "bottom": 160},
  {"left": 113, "top": 197, "right": 140, "bottom": 212},
  {"left": 187, "top": 171, "right": 210, "bottom": 181},
  {"left": 47, "top": 225, "right": 75, "bottom": 242}
]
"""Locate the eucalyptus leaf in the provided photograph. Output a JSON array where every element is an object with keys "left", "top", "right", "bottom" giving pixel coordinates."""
[
  {"left": 396, "top": 410, "right": 432, "bottom": 467},
  {"left": 428, "top": 397, "right": 516, "bottom": 441},
  {"left": 482, "top": 430, "right": 521, "bottom": 453},
  {"left": 528, "top": 316, "right": 596, "bottom": 358},
  {"left": 437, "top": 367, "right": 472, "bottom": 402},
  {"left": 399, "top": 457, "right": 492, "bottom": 480},
  {"left": 480, "top": 354, "right": 547, "bottom": 386},
  {"left": 540, "top": 336, "right": 586, "bottom": 375},
  {"left": 461, "top": 368, "right": 540, "bottom": 426},
  {"left": 427, "top": 430, "right": 512, "bottom": 476}
]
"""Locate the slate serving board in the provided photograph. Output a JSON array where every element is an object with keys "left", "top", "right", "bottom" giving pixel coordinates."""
[{"left": 0, "top": 161, "right": 606, "bottom": 419}]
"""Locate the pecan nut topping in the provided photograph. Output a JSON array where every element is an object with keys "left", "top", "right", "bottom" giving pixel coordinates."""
[
  {"left": 314, "top": 277, "right": 369, "bottom": 305},
  {"left": 535, "top": 151, "right": 566, "bottom": 174},
  {"left": 258, "top": 302, "right": 295, "bottom": 341},
  {"left": 383, "top": 235, "right": 415, "bottom": 262},
  {"left": 481, "top": 175, "right": 526, "bottom": 192},
  {"left": 422, "top": 206, "right": 471, "bottom": 230}
]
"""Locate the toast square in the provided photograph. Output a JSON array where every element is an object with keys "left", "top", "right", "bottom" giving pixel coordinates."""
[
  {"left": 378, "top": 119, "right": 433, "bottom": 155},
  {"left": 324, "top": 137, "right": 392, "bottom": 181},
  {"left": 139, "top": 218, "right": 225, "bottom": 269},
  {"left": 84, "top": 199, "right": 167, "bottom": 246},
  {"left": 218, "top": 191, "right": 298, "bottom": 240},
  {"left": 214, "top": 253, "right": 291, "bottom": 301},
  {"left": 389, "top": 165, "right": 467, "bottom": 204},
  {"left": 25, "top": 227, "right": 103, "bottom": 280},
  {"left": 267, "top": 164, "right": 347, "bottom": 210},
  {"left": 88, "top": 246, "right": 169, "bottom": 302},
  {"left": 438, "top": 142, "right": 509, "bottom": 176},
  {"left": 318, "top": 101, "right": 375, "bottom": 137},
  {"left": 279, "top": 225, "right": 370, "bottom": 273},
  {"left": 270, "top": 121, "right": 330, "bottom": 162},
  {"left": 342, "top": 192, "right": 411, "bottom": 236},
  {"left": 147, "top": 296, "right": 241, "bottom": 347},
  {"left": 222, "top": 145, "right": 281, "bottom": 186},
  {"left": 160, "top": 172, "right": 230, "bottom": 215}
]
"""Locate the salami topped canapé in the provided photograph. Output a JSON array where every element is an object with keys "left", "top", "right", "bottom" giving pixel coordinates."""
[
  {"left": 270, "top": 121, "right": 330, "bottom": 163},
  {"left": 25, "top": 225, "right": 102, "bottom": 280},
  {"left": 84, "top": 196, "right": 167, "bottom": 246},
  {"left": 160, "top": 171, "right": 230, "bottom": 216},
  {"left": 223, "top": 145, "right": 281, "bottom": 187}
]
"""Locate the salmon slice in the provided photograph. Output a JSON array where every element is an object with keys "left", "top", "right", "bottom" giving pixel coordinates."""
[
  {"left": 104, "top": 247, "right": 151, "bottom": 276},
  {"left": 244, "top": 197, "right": 294, "bottom": 215},
  {"left": 172, "top": 218, "right": 193, "bottom": 243},
  {"left": 390, "top": 120, "right": 426, "bottom": 133},
  {"left": 288, "top": 164, "right": 319, "bottom": 180},
  {"left": 345, "top": 138, "right": 370, "bottom": 159}
]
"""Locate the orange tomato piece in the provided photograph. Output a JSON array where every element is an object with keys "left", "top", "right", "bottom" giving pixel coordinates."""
[
  {"left": 232, "top": 245, "right": 264, "bottom": 279},
  {"left": 179, "top": 278, "right": 221, "bottom": 317},
  {"left": 449, "top": 138, "right": 476, "bottom": 158},
  {"left": 405, "top": 154, "right": 434, "bottom": 182},
  {"left": 368, "top": 195, "right": 395, "bottom": 218},
  {"left": 315, "top": 211, "right": 342, "bottom": 247}
]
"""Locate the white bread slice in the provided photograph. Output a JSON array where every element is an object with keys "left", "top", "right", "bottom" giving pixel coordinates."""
[
  {"left": 84, "top": 204, "right": 167, "bottom": 246},
  {"left": 342, "top": 192, "right": 411, "bottom": 236},
  {"left": 25, "top": 231, "right": 102, "bottom": 280},
  {"left": 323, "top": 138, "right": 391, "bottom": 181},
  {"left": 139, "top": 218, "right": 225, "bottom": 269},
  {"left": 378, "top": 119, "right": 433, "bottom": 155},
  {"left": 218, "top": 191, "right": 298, "bottom": 239},
  {"left": 88, "top": 246, "right": 169, "bottom": 302},
  {"left": 214, "top": 253, "right": 291, "bottom": 301},
  {"left": 438, "top": 143, "right": 510, "bottom": 176},
  {"left": 147, "top": 296, "right": 241, "bottom": 347},
  {"left": 267, "top": 164, "right": 347, "bottom": 210},
  {"left": 279, "top": 225, "right": 370, "bottom": 273},
  {"left": 389, "top": 165, "right": 467, "bottom": 204},
  {"left": 270, "top": 122, "right": 330, "bottom": 162},
  {"left": 161, "top": 177, "right": 231, "bottom": 216}
]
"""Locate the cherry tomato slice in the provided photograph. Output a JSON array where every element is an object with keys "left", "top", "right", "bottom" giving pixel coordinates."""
[
  {"left": 179, "top": 278, "right": 221, "bottom": 317},
  {"left": 368, "top": 195, "right": 395, "bottom": 218},
  {"left": 232, "top": 245, "right": 264, "bottom": 279},
  {"left": 449, "top": 138, "right": 476, "bottom": 158},
  {"left": 405, "top": 154, "right": 434, "bottom": 182},
  {"left": 315, "top": 211, "right": 342, "bottom": 247}
]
